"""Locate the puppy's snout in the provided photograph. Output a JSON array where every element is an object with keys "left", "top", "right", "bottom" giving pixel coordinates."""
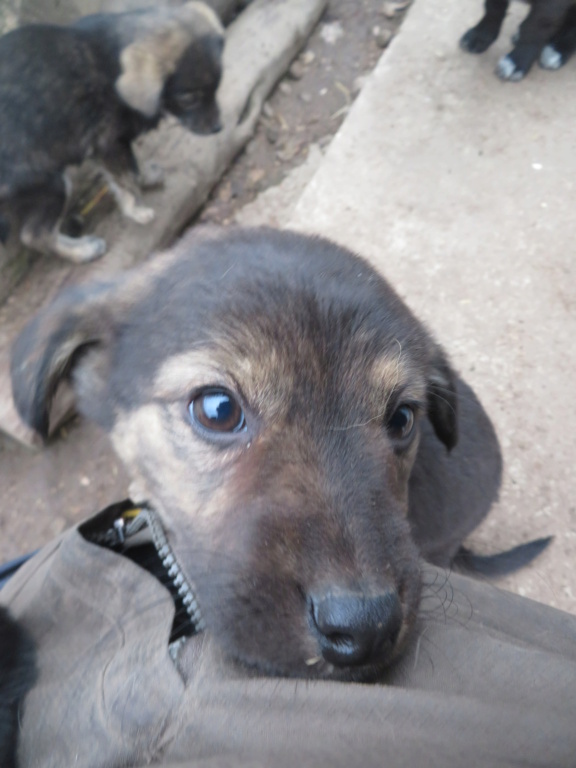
[{"left": 310, "top": 589, "right": 402, "bottom": 668}]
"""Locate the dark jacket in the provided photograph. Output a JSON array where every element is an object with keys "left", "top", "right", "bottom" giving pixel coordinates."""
[{"left": 2, "top": 521, "right": 576, "bottom": 768}]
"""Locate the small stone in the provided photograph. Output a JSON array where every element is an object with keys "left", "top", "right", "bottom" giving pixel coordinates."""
[
  {"left": 248, "top": 168, "right": 265, "bottom": 186},
  {"left": 374, "top": 27, "right": 393, "bottom": 48},
  {"left": 320, "top": 21, "right": 344, "bottom": 45},
  {"left": 382, "top": 0, "right": 411, "bottom": 18},
  {"left": 300, "top": 92, "right": 312, "bottom": 104},
  {"left": 279, "top": 81, "right": 292, "bottom": 96},
  {"left": 276, "top": 140, "right": 301, "bottom": 163},
  {"left": 299, "top": 50, "right": 315, "bottom": 66},
  {"left": 288, "top": 60, "right": 306, "bottom": 80}
]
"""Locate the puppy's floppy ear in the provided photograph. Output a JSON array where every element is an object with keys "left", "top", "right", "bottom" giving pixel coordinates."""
[
  {"left": 178, "top": 1, "right": 225, "bottom": 32},
  {"left": 426, "top": 344, "right": 458, "bottom": 451},
  {"left": 116, "top": 23, "right": 190, "bottom": 117},
  {"left": 10, "top": 281, "right": 118, "bottom": 441},
  {"left": 116, "top": 4, "right": 224, "bottom": 117}
]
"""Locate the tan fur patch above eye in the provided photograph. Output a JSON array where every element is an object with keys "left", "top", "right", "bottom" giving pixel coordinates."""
[
  {"left": 371, "top": 348, "right": 410, "bottom": 391},
  {"left": 152, "top": 347, "right": 293, "bottom": 423},
  {"left": 370, "top": 350, "right": 426, "bottom": 405},
  {"left": 153, "top": 352, "right": 228, "bottom": 400}
]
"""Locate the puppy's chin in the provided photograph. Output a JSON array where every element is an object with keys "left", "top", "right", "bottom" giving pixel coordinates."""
[
  {"left": 225, "top": 631, "right": 413, "bottom": 683},
  {"left": 206, "top": 607, "right": 419, "bottom": 683}
]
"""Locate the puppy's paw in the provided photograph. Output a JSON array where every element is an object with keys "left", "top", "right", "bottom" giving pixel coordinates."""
[
  {"left": 540, "top": 44, "right": 564, "bottom": 70},
  {"left": 56, "top": 234, "right": 107, "bottom": 263},
  {"left": 138, "top": 162, "right": 165, "bottom": 190},
  {"left": 496, "top": 54, "right": 526, "bottom": 81},
  {"left": 127, "top": 205, "right": 156, "bottom": 225},
  {"left": 460, "top": 27, "right": 497, "bottom": 54}
]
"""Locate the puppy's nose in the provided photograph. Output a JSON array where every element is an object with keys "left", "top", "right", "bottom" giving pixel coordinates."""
[{"left": 310, "top": 589, "right": 402, "bottom": 667}]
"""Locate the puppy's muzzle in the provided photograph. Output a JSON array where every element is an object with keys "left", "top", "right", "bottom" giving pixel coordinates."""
[
  {"left": 179, "top": 102, "right": 222, "bottom": 135},
  {"left": 309, "top": 587, "right": 402, "bottom": 668}
]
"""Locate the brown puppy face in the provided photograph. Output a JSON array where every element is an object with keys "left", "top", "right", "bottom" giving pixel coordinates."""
[{"left": 11, "top": 227, "right": 457, "bottom": 682}]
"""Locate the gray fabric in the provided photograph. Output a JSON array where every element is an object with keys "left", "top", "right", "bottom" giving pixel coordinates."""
[{"left": 2, "top": 527, "right": 576, "bottom": 768}]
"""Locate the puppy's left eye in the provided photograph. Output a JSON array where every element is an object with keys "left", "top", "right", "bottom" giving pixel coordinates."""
[
  {"left": 387, "top": 405, "right": 415, "bottom": 440},
  {"left": 189, "top": 389, "right": 246, "bottom": 434}
]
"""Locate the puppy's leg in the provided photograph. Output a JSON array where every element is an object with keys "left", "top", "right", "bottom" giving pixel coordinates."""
[
  {"left": 461, "top": 0, "right": 509, "bottom": 54},
  {"left": 497, "top": 0, "right": 574, "bottom": 80},
  {"left": 541, "top": 5, "right": 576, "bottom": 69},
  {"left": 101, "top": 141, "right": 157, "bottom": 223},
  {"left": 20, "top": 175, "right": 106, "bottom": 263},
  {"left": 101, "top": 171, "right": 155, "bottom": 225}
]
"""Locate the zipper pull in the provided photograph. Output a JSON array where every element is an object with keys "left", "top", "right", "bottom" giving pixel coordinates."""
[{"left": 112, "top": 517, "right": 126, "bottom": 546}]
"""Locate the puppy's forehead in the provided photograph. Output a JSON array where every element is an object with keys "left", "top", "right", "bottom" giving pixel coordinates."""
[{"left": 113, "top": 230, "right": 430, "bottom": 408}]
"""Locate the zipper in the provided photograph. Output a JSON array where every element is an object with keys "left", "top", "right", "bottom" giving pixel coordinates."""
[{"left": 125, "top": 507, "right": 205, "bottom": 632}]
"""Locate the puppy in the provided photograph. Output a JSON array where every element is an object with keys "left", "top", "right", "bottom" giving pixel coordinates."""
[
  {"left": 0, "top": 3, "right": 224, "bottom": 263},
  {"left": 10, "top": 227, "right": 546, "bottom": 682},
  {"left": 0, "top": 608, "right": 36, "bottom": 768},
  {"left": 461, "top": 0, "right": 575, "bottom": 80}
]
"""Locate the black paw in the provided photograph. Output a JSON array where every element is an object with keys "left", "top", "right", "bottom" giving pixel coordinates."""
[
  {"left": 495, "top": 54, "right": 527, "bottom": 81},
  {"left": 460, "top": 26, "right": 498, "bottom": 54},
  {"left": 539, "top": 44, "right": 565, "bottom": 70}
]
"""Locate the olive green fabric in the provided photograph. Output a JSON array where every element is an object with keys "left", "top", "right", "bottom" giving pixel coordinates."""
[{"left": 2, "top": 525, "right": 576, "bottom": 768}]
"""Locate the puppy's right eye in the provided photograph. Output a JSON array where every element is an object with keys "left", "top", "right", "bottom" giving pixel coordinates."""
[
  {"left": 189, "top": 389, "right": 246, "bottom": 434},
  {"left": 386, "top": 405, "right": 415, "bottom": 441}
]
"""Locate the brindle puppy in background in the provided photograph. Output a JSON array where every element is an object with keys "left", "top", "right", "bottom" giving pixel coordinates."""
[
  {"left": 0, "top": 2, "right": 224, "bottom": 263},
  {"left": 10, "top": 227, "right": 548, "bottom": 682},
  {"left": 461, "top": 0, "right": 576, "bottom": 80}
]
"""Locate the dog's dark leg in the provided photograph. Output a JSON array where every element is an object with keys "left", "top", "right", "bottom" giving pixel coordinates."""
[
  {"left": 101, "top": 141, "right": 157, "bottom": 225},
  {"left": 19, "top": 174, "right": 106, "bottom": 262},
  {"left": 540, "top": 4, "right": 576, "bottom": 69},
  {"left": 497, "top": 0, "right": 574, "bottom": 80},
  {"left": 460, "top": 0, "right": 510, "bottom": 54}
]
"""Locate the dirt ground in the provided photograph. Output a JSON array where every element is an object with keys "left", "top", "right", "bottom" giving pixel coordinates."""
[{"left": 0, "top": 0, "right": 406, "bottom": 562}]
